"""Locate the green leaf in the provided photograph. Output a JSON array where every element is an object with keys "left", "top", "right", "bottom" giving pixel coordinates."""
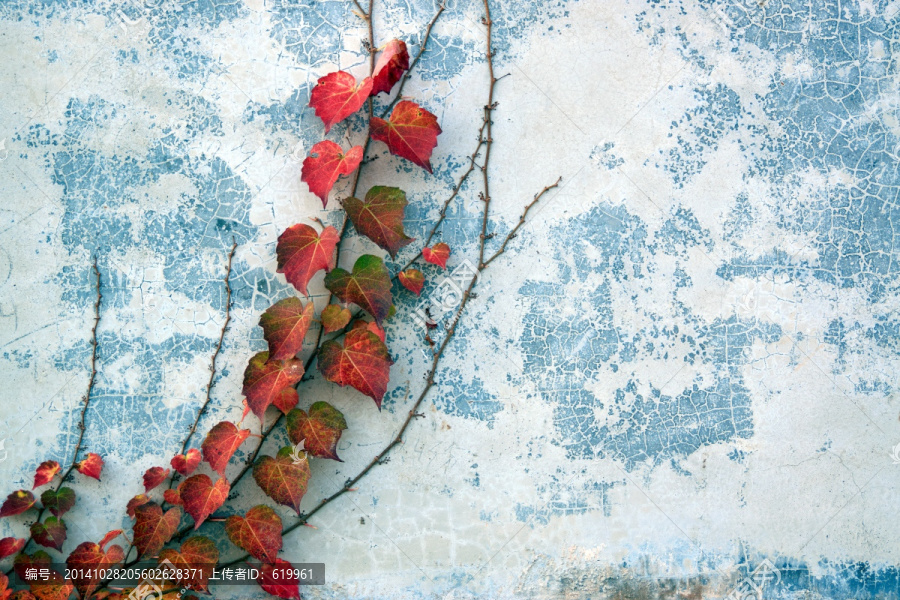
[
  {"left": 30, "top": 517, "right": 66, "bottom": 552},
  {"left": 342, "top": 186, "right": 414, "bottom": 258},
  {"left": 40, "top": 488, "right": 75, "bottom": 518},
  {"left": 324, "top": 255, "right": 392, "bottom": 324}
]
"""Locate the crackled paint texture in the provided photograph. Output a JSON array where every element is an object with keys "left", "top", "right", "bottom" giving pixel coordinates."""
[{"left": 1, "top": 0, "right": 899, "bottom": 597}]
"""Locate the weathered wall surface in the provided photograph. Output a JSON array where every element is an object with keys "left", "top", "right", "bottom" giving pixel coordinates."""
[{"left": 1, "top": 0, "right": 899, "bottom": 597}]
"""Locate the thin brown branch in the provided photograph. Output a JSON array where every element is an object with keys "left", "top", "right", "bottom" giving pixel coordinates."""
[
  {"left": 482, "top": 177, "right": 562, "bottom": 268},
  {"left": 379, "top": 5, "right": 445, "bottom": 119},
  {"left": 477, "top": 0, "right": 497, "bottom": 270}
]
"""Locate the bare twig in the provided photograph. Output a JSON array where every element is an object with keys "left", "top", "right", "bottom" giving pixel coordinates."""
[
  {"left": 482, "top": 177, "right": 562, "bottom": 268},
  {"left": 477, "top": 0, "right": 497, "bottom": 270}
]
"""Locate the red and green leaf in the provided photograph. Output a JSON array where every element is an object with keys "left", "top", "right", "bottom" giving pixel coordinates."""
[
  {"left": 274, "top": 387, "right": 299, "bottom": 414},
  {"left": 179, "top": 474, "right": 229, "bottom": 530},
  {"left": 321, "top": 304, "right": 351, "bottom": 333},
  {"left": 370, "top": 101, "right": 442, "bottom": 172},
  {"left": 0, "top": 537, "right": 25, "bottom": 560},
  {"left": 171, "top": 448, "right": 201, "bottom": 476},
  {"left": 371, "top": 39, "right": 409, "bottom": 96},
  {"left": 276, "top": 224, "right": 339, "bottom": 296},
  {"left": 66, "top": 541, "right": 124, "bottom": 599},
  {"left": 40, "top": 488, "right": 75, "bottom": 518},
  {"left": 308, "top": 71, "right": 374, "bottom": 132},
  {"left": 224, "top": 505, "right": 282, "bottom": 564},
  {"left": 301, "top": 141, "right": 364, "bottom": 206},
  {"left": 318, "top": 327, "right": 393, "bottom": 408},
  {"left": 158, "top": 536, "right": 218, "bottom": 592},
  {"left": 30, "top": 517, "right": 66, "bottom": 552},
  {"left": 398, "top": 268, "right": 424, "bottom": 295},
  {"left": 202, "top": 421, "right": 251, "bottom": 476},
  {"left": 133, "top": 503, "right": 181, "bottom": 557},
  {"left": 143, "top": 467, "right": 170, "bottom": 492},
  {"left": 0, "top": 491, "right": 35, "bottom": 518},
  {"left": 260, "top": 297, "right": 315, "bottom": 361},
  {"left": 257, "top": 559, "right": 301, "bottom": 600},
  {"left": 422, "top": 242, "right": 450, "bottom": 268},
  {"left": 32, "top": 461, "right": 60, "bottom": 489},
  {"left": 242, "top": 351, "right": 305, "bottom": 422},
  {"left": 74, "top": 453, "right": 103, "bottom": 480},
  {"left": 324, "top": 254, "right": 392, "bottom": 324},
  {"left": 342, "top": 186, "right": 414, "bottom": 258},
  {"left": 125, "top": 494, "right": 150, "bottom": 518},
  {"left": 286, "top": 402, "right": 347, "bottom": 461},
  {"left": 252, "top": 447, "right": 311, "bottom": 514}
]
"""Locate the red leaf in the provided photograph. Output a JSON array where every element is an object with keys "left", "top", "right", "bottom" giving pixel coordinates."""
[
  {"left": 321, "top": 304, "right": 351, "bottom": 333},
  {"left": 10, "top": 592, "right": 37, "bottom": 600},
  {"left": 422, "top": 242, "right": 450, "bottom": 268},
  {"left": 66, "top": 541, "right": 124, "bottom": 599},
  {"left": 342, "top": 186, "right": 414, "bottom": 258},
  {"left": 74, "top": 453, "right": 103, "bottom": 480},
  {"left": 398, "top": 268, "right": 424, "bottom": 295},
  {"left": 308, "top": 71, "right": 374, "bottom": 132},
  {"left": 260, "top": 297, "right": 315, "bottom": 361},
  {"left": 13, "top": 553, "right": 71, "bottom": 600},
  {"left": 224, "top": 505, "right": 282, "bottom": 564},
  {"left": 242, "top": 351, "right": 305, "bottom": 422},
  {"left": 324, "top": 255, "right": 393, "bottom": 325},
  {"left": 133, "top": 503, "right": 181, "bottom": 557},
  {"left": 0, "top": 573, "right": 8, "bottom": 600},
  {"left": 257, "top": 559, "right": 301, "bottom": 600},
  {"left": 12, "top": 551, "right": 51, "bottom": 583},
  {"left": 143, "top": 467, "right": 170, "bottom": 492},
  {"left": 163, "top": 488, "right": 183, "bottom": 506},
  {"left": 0, "top": 491, "right": 35, "bottom": 518},
  {"left": 351, "top": 319, "right": 386, "bottom": 342},
  {"left": 40, "top": 488, "right": 75, "bottom": 518},
  {"left": 252, "top": 447, "right": 311, "bottom": 514},
  {"left": 171, "top": 448, "right": 201, "bottom": 476},
  {"left": 201, "top": 421, "right": 251, "bottom": 476},
  {"left": 371, "top": 39, "right": 409, "bottom": 96},
  {"left": 98, "top": 529, "right": 123, "bottom": 551},
  {"left": 370, "top": 101, "right": 441, "bottom": 172},
  {"left": 318, "top": 327, "right": 393, "bottom": 407},
  {"left": 0, "top": 537, "right": 25, "bottom": 560},
  {"left": 158, "top": 536, "right": 218, "bottom": 592},
  {"left": 30, "top": 517, "right": 66, "bottom": 552},
  {"left": 276, "top": 224, "right": 339, "bottom": 296},
  {"left": 301, "top": 141, "right": 363, "bottom": 207},
  {"left": 32, "top": 461, "right": 60, "bottom": 489},
  {"left": 274, "top": 387, "right": 299, "bottom": 414},
  {"left": 286, "top": 402, "right": 348, "bottom": 461},
  {"left": 125, "top": 494, "right": 150, "bottom": 518},
  {"left": 179, "top": 474, "right": 229, "bottom": 530}
]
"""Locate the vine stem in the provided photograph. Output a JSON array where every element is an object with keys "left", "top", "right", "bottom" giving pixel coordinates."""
[
  {"left": 477, "top": 0, "right": 496, "bottom": 270},
  {"left": 7, "top": 258, "right": 102, "bottom": 571}
]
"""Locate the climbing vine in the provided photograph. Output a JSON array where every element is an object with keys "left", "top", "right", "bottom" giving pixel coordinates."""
[{"left": 0, "top": 0, "right": 559, "bottom": 598}]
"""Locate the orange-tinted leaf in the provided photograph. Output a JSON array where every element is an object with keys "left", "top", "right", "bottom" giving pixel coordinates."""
[
  {"left": 324, "top": 255, "right": 392, "bottom": 325},
  {"left": 40, "top": 488, "right": 75, "bottom": 518},
  {"left": 202, "top": 421, "right": 251, "bottom": 476},
  {"left": 163, "top": 488, "right": 183, "bottom": 506},
  {"left": 422, "top": 242, "right": 450, "bottom": 268},
  {"left": 98, "top": 529, "right": 123, "bottom": 551},
  {"left": 0, "top": 537, "right": 25, "bottom": 560},
  {"left": 398, "top": 268, "right": 424, "bottom": 296},
  {"left": 321, "top": 304, "right": 351, "bottom": 333},
  {"left": 179, "top": 474, "right": 229, "bottom": 530},
  {"left": 143, "top": 467, "right": 170, "bottom": 492},
  {"left": 257, "top": 559, "right": 301, "bottom": 600},
  {"left": 171, "top": 448, "right": 201, "bottom": 476},
  {"left": 133, "top": 503, "right": 181, "bottom": 557},
  {"left": 318, "top": 327, "right": 393, "bottom": 408},
  {"left": 301, "top": 141, "right": 363, "bottom": 207},
  {"left": 74, "top": 453, "right": 103, "bottom": 480},
  {"left": 260, "top": 298, "right": 315, "bottom": 361},
  {"left": 274, "top": 387, "right": 299, "bottom": 414},
  {"left": 370, "top": 101, "right": 441, "bottom": 172},
  {"left": 242, "top": 352, "right": 305, "bottom": 422},
  {"left": 0, "top": 491, "right": 35, "bottom": 518},
  {"left": 66, "top": 541, "right": 124, "bottom": 599},
  {"left": 14, "top": 552, "right": 71, "bottom": 600},
  {"left": 286, "top": 402, "right": 347, "bottom": 461},
  {"left": 30, "top": 517, "right": 66, "bottom": 552},
  {"left": 32, "top": 461, "right": 60, "bottom": 489},
  {"left": 224, "top": 505, "right": 282, "bottom": 564},
  {"left": 351, "top": 319, "right": 386, "bottom": 343},
  {"left": 252, "top": 447, "right": 310, "bottom": 514},
  {"left": 10, "top": 592, "right": 37, "bottom": 600},
  {"left": 371, "top": 39, "right": 409, "bottom": 96},
  {"left": 308, "top": 71, "right": 374, "bottom": 132},
  {"left": 343, "top": 186, "right": 414, "bottom": 258},
  {"left": 0, "top": 573, "right": 8, "bottom": 600},
  {"left": 276, "top": 224, "right": 339, "bottom": 296},
  {"left": 126, "top": 494, "right": 150, "bottom": 518},
  {"left": 158, "top": 536, "right": 218, "bottom": 592}
]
